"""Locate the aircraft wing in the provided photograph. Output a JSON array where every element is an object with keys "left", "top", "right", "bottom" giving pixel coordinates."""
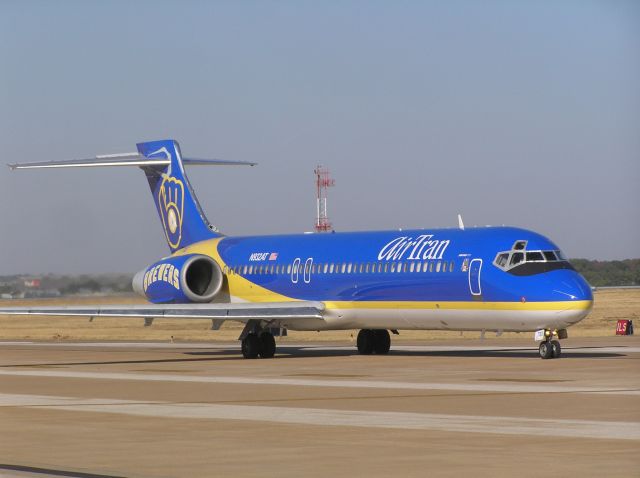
[{"left": 0, "top": 301, "right": 325, "bottom": 323}]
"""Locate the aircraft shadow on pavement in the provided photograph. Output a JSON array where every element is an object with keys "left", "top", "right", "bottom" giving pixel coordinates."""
[
  {"left": 186, "top": 346, "right": 624, "bottom": 360},
  {"left": 0, "top": 347, "right": 623, "bottom": 368}
]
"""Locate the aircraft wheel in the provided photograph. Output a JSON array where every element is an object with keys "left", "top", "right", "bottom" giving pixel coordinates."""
[
  {"left": 357, "top": 329, "right": 374, "bottom": 355},
  {"left": 551, "top": 340, "right": 561, "bottom": 359},
  {"left": 259, "top": 332, "right": 276, "bottom": 359},
  {"left": 373, "top": 329, "right": 391, "bottom": 355},
  {"left": 539, "top": 341, "right": 553, "bottom": 360},
  {"left": 241, "top": 333, "right": 261, "bottom": 359}
]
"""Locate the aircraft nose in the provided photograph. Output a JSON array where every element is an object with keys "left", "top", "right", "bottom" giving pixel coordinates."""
[{"left": 551, "top": 270, "right": 593, "bottom": 303}]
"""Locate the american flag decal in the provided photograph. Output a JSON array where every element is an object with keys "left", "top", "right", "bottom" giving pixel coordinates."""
[{"left": 269, "top": 252, "right": 278, "bottom": 261}]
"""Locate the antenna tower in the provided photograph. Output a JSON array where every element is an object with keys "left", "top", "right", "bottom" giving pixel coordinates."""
[{"left": 314, "top": 165, "right": 335, "bottom": 232}]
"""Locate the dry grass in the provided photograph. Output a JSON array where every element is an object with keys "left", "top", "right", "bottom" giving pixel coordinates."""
[{"left": 0, "top": 289, "right": 637, "bottom": 342}]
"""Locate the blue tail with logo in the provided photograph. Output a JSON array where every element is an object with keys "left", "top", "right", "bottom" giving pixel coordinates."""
[{"left": 137, "top": 139, "right": 220, "bottom": 252}]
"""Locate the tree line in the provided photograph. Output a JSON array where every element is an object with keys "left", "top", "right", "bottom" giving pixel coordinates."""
[{"left": 571, "top": 259, "right": 640, "bottom": 287}]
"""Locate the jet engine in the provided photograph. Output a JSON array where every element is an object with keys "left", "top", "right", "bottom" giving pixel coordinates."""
[{"left": 132, "top": 254, "right": 224, "bottom": 303}]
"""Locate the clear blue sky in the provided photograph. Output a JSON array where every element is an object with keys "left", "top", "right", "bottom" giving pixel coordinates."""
[{"left": 1, "top": 0, "right": 638, "bottom": 274}]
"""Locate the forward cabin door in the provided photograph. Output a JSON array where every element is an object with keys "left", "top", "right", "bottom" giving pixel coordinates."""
[{"left": 468, "top": 258, "right": 482, "bottom": 296}]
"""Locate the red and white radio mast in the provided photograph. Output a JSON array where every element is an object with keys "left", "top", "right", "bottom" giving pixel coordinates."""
[{"left": 314, "top": 165, "right": 335, "bottom": 232}]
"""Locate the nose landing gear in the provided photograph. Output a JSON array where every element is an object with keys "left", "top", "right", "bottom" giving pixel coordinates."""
[{"left": 537, "top": 329, "right": 565, "bottom": 359}]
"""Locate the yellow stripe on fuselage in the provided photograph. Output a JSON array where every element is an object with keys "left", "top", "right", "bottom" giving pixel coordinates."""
[{"left": 323, "top": 300, "right": 593, "bottom": 311}]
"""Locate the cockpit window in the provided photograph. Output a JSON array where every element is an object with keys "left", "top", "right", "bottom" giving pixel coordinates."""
[
  {"left": 493, "top": 241, "right": 574, "bottom": 276},
  {"left": 510, "top": 253, "right": 524, "bottom": 266},
  {"left": 496, "top": 253, "right": 509, "bottom": 267},
  {"left": 526, "top": 251, "right": 544, "bottom": 262}
]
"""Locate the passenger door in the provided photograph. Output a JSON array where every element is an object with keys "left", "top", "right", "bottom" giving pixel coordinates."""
[{"left": 468, "top": 258, "right": 482, "bottom": 296}]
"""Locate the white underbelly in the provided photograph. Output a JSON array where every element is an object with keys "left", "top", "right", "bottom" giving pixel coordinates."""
[{"left": 284, "top": 304, "right": 590, "bottom": 333}]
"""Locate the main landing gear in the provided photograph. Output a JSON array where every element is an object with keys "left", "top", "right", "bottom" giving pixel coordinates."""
[
  {"left": 357, "top": 329, "right": 391, "bottom": 355},
  {"left": 241, "top": 331, "right": 276, "bottom": 359},
  {"left": 240, "top": 320, "right": 278, "bottom": 359},
  {"left": 537, "top": 329, "right": 566, "bottom": 359}
]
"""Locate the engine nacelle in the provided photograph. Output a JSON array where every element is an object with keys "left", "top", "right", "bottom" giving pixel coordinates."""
[{"left": 132, "top": 254, "right": 224, "bottom": 303}]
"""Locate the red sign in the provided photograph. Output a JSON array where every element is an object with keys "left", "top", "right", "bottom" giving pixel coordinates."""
[{"left": 616, "top": 320, "right": 631, "bottom": 336}]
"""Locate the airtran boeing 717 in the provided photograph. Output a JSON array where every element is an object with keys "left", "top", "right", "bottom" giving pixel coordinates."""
[{"left": 1, "top": 139, "right": 593, "bottom": 359}]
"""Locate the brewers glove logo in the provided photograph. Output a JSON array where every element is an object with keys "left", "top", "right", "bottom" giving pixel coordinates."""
[{"left": 159, "top": 173, "right": 185, "bottom": 249}]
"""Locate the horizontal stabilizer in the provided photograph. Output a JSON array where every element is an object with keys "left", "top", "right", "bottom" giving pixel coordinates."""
[{"left": 8, "top": 155, "right": 256, "bottom": 170}]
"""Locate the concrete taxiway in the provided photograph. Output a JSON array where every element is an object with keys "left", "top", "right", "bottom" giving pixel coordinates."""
[{"left": 0, "top": 338, "right": 638, "bottom": 477}]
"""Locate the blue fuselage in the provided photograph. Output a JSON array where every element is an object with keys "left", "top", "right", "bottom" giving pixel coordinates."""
[{"left": 210, "top": 226, "right": 592, "bottom": 304}]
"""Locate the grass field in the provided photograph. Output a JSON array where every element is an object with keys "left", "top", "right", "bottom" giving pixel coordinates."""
[{"left": 0, "top": 289, "right": 637, "bottom": 342}]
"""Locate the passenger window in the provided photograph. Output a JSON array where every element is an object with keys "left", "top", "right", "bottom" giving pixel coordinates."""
[
  {"left": 347, "top": 263, "right": 352, "bottom": 273},
  {"left": 410, "top": 263, "right": 415, "bottom": 272},
  {"left": 287, "top": 265, "right": 291, "bottom": 274},
  {"left": 429, "top": 262, "right": 434, "bottom": 272},
  {"left": 450, "top": 261, "right": 454, "bottom": 272},
  {"left": 436, "top": 261, "right": 441, "bottom": 272},
  {"left": 391, "top": 263, "right": 396, "bottom": 272}
]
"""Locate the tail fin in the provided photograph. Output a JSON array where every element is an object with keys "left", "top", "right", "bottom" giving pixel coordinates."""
[
  {"left": 137, "top": 139, "right": 219, "bottom": 252},
  {"left": 8, "top": 139, "right": 256, "bottom": 253}
]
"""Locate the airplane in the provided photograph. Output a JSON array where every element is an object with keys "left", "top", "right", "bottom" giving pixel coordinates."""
[{"left": 0, "top": 139, "right": 593, "bottom": 359}]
